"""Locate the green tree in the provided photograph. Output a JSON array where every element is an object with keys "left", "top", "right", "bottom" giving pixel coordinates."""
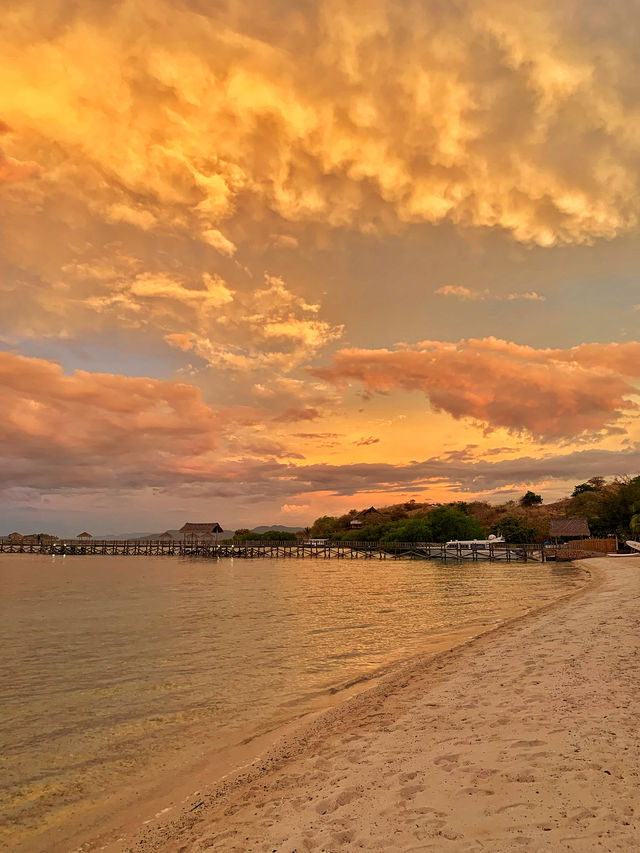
[
  {"left": 340, "top": 522, "right": 390, "bottom": 541},
  {"left": 381, "top": 518, "right": 433, "bottom": 542},
  {"left": 233, "top": 528, "right": 257, "bottom": 542},
  {"left": 491, "top": 516, "right": 537, "bottom": 544},
  {"left": 310, "top": 515, "right": 340, "bottom": 538},
  {"left": 629, "top": 502, "right": 640, "bottom": 537},
  {"left": 596, "top": 476, "right": 640, "bottom": 537},
  {"left": 520, "top": 491, "right": 543, "bottom": 507},
  {"left": 427, "top": 506, "right": 486, "bottom": 542},
  {"left": 261, "top": 530, "right": 297, "bottom": 541}
]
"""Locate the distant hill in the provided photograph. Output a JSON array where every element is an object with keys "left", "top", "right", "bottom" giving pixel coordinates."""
[
  {"left": 99, "top": 531, "right": 156, "bottom": 540},
  {"left": 96, "top": 525, "right": 302, "bottom": 540},
  {"left": 97, "top": 529, "right": 236, "bottom": 540}
]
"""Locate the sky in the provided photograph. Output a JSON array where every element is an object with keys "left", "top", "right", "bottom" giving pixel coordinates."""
[{"left": 1, "top": 0, "right": 640, "bottom": 535}]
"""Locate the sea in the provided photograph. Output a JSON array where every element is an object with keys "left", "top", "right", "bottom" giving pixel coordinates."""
[{"left": 0, "top": 553, "right": 587, "bottom": 852}]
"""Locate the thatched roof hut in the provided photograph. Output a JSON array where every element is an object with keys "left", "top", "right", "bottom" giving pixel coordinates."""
[
  {"left": 180, "top": 522, "right": 223, "bottom": 539},
  {"left": 549, "top": 518, "right": 590, "bottom": 539}
]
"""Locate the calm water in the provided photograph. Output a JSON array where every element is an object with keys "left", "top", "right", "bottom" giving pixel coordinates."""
[{"left": 0, "top": 554, "right": 585, "bottom": 850}]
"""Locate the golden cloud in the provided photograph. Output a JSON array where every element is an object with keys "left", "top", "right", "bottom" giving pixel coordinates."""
[
  {"left": 435, "top": 286, "right": 546, "bottom": 301},
  {"left": 1, "top": 0, "right": 639, "bottom": 245},
  {"left": 201, "top": 228, "right": 237, "bottom": 257},
  {"left": 162, "top": 274, "right": 343, "bottom": 371},
  {"left": 15, "top": 249, "right": 340, "bottom": 374}
]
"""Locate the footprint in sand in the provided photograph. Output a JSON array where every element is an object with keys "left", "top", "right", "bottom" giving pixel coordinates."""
[
  {"left": 335, "top": 788, "right": 359, "bottom": 807},
  {"left": 399, "top": 784, "right": 423, "bottom": 799},
  {"left": 400, "top": 770, "right": 419, "bottom": 782},
  {"left": 433, "top": 752, "right": 461, "bottom": 767},
  {"left": 494, "top": 801, "right": 533, "bottom": 814}
]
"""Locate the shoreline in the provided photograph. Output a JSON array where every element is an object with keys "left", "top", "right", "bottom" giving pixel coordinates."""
[
  {"left": 4, "top": 557, "right": 583, "bottom": 853},
  {"left": 76, "top": 592, "right": 585, "bottom": 853},
  {"left": 112, "top": 561, "right": 600, "bottom": 853},
  {"left": 129, "top": 557, "right": 640, "bottom": 851}
]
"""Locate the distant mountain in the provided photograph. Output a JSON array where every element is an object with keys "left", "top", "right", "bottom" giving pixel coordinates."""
[
  {"left": 99, "top": 531, "right": 156, "bottom": 540},
  {"left": 94, "top": 524, "right": 303, "bottom": 540}
]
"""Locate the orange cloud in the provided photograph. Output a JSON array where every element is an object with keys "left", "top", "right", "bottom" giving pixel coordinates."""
[
  {"left": 0, "top": 149, "right": 39, "bottom": 183},
  {"left": 0, "top": 351, "right": 225, "bottom": 490},
  {"left": 272, "top": 407, "right": 320, "bottom": 423},
  {"left": 312, "top": 337, "right": 640, "bottom": 439}
]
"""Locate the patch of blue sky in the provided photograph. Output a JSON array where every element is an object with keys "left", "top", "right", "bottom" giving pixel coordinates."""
[{"left": 0, "top": 331, "right": 200, "bottom": 379}]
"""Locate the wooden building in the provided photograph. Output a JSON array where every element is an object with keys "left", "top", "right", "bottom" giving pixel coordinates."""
[
  {"left": 350, "top": 506, "right": 381, "bottom": 529},
  {"left": 77, "top": 532, "right": 93, "bottom": 540}
]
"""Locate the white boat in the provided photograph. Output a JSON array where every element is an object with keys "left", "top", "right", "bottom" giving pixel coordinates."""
[
  {"left": 606, "top": 552, "right": 640, "bottom": 557},
  {"left": 607, "top": 541, "right": 640, "bottom": 556},
  {"left": 446, "top": 535, "right": 505, "bottom": 549}
]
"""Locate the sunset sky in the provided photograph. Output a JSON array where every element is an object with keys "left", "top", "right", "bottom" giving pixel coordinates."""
[{"left": 1, "top": 0, "right": 640, "bottom": 535}]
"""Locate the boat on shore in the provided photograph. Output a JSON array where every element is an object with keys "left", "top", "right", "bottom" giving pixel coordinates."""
[
  {"left": 607, "top": 540, "right": 640, "bottom": 557},
  {"left": 445, "top": 534, "right": 505, "bottom": 550}
]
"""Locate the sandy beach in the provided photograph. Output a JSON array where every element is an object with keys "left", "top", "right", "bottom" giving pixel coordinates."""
[{"left": 128, "top": 557, "right": 640, "bottom": 852}]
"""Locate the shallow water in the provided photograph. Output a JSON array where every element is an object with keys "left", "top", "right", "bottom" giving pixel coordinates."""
[{"left": 0, "top": 553, "right": 585, "bottom": 850}]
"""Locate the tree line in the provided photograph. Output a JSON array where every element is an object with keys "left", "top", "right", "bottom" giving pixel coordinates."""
[
  {"left": 232, "top": 529, "right": 298, "bottom": 542},
  {"left": 307, "top": 475, "right": 640, "bottom": 544}
]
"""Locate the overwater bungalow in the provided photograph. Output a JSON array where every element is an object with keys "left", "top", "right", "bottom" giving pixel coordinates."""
[{"left": 180, "top": 522, "right": 224, "bottom": 542}]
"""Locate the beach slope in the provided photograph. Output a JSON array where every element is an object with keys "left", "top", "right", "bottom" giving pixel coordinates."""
[{"left": 136, "top": 558, "right": 640, "bottom": 852}]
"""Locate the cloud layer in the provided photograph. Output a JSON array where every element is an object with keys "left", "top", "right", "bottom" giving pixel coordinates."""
[
  {"left": 1, "top": 351, "right": 637, "bottom": 498},
  {"left": 2, "top": 0, "right": 640, "bottom": 246},
  {"left": 1, "top": 351, "right": 639, "bottom": 534},
  {"left": 313, "top": 338, "right": 640, "bottom": 439}
]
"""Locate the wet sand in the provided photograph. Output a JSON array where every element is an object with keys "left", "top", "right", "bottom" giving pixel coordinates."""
[{"left": 130, "top": 557, "right": 640, "bottom": 852}]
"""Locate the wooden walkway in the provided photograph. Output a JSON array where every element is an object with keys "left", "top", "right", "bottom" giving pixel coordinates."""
[{"left": 0, "top": 539, "right": 548, "bottom": 561}]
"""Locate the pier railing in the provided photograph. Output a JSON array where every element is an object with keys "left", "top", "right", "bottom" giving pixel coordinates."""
[{"left": 0, "top": 538, "right": 550, "bottom": 561}]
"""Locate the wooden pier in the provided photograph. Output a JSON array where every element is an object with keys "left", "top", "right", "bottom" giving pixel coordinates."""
[{"left": 0, "top": 539, "right": 548, "bottom": 561}]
